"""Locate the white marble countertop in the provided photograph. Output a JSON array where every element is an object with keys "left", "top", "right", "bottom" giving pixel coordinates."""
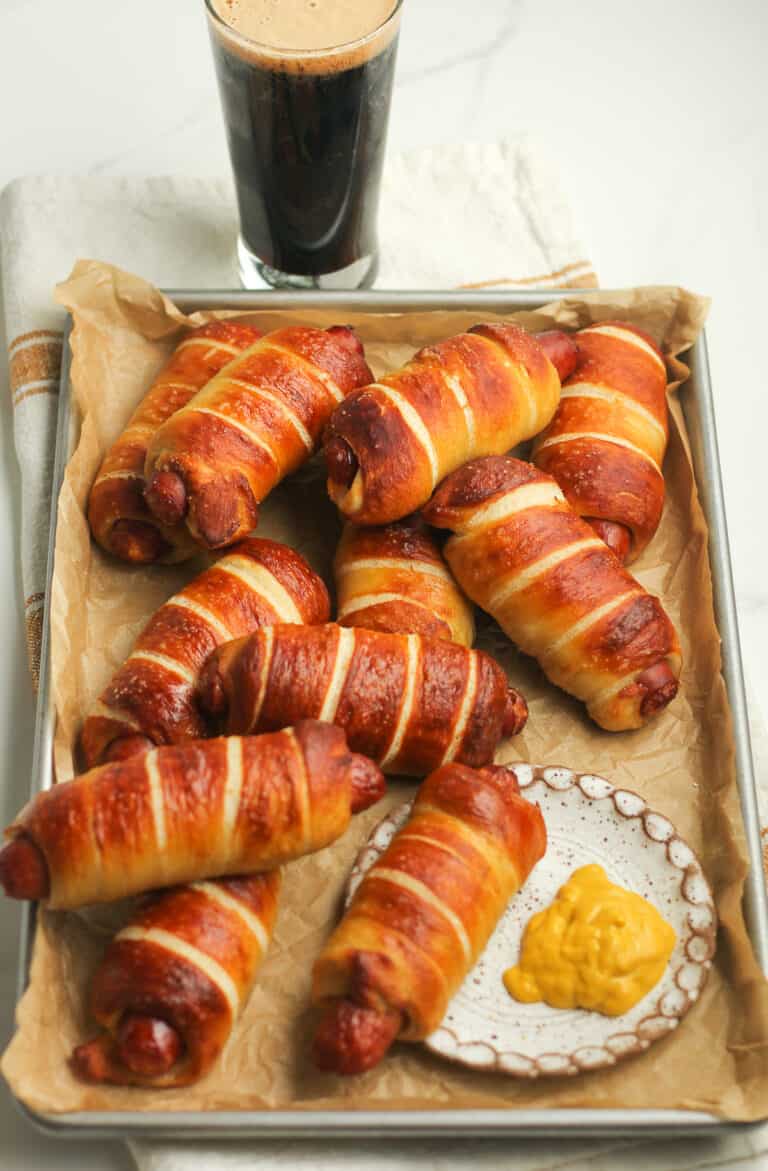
[{"left": 0, "top": 0, "right": 766, "bottom": 1168}]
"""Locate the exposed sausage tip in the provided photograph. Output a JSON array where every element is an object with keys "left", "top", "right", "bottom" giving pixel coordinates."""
[
  {"left": 586, "top": 517, "right": 632, "bottom": 564},
  {"left": 637, "top": 660, "right": 679, "bottom": 718},
  {"left": 116, "top": 1014, "right": 183, "bottom": 1077},
  {"left": 535, "top": 330, "right": 580, "bottom": 382},
  {"left": 145, "top": 469, "right": 188, "bottom": 527},
  {"left": 0, "top": 834, "right": 50, "bottom": 900},
  {"left": 325, "top": 437, "right": 358, "bottom": 489},
  {"left": 326, "top": 325, "right": 364, "bottom": 356},
  {"left": 502, "top": 686, "right": 529, "bottom": 737},
  {"left": 348, "top": 755, "right": 387, "bottom": 813},
  {"left": 312, "top": 998, "right": 402, "bottom": 1075},
  {"left": 197, "top": 658, "right": 226, "bottom": 719}
]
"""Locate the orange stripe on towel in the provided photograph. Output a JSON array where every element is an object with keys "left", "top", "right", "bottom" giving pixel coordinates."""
[
  {"left": 9, "top": 332, "right": 63, "bottom": 403},
  {"left": 459, "top": 259, "right": 598, "bottom": 291}
]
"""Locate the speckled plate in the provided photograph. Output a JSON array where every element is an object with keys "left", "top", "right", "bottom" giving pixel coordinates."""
[{"left": 346, "top": 763, "right": 717, "bottom": 1078}]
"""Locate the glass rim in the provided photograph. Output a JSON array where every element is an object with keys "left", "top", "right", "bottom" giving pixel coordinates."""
[{"left": 204, "top": 0, "right": 403, "bottom": 59}]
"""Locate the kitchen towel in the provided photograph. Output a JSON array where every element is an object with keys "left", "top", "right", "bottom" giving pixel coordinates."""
[{"left": 0, "top": 139, "right": 764, "bottom": 1171}]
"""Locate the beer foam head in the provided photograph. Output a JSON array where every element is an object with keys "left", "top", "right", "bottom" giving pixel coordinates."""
[{"left": 208, "top": 0, "right": 401, "bottom": 73}]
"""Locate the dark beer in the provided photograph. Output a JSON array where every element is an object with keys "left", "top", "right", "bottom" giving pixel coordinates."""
[{"left": 206, "top": 1, "right": 401, "bottom": 287}]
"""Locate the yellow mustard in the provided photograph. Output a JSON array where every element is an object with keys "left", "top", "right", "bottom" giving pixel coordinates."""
[{"left": 504, "top": 864, "right": 676, "bottom": 1017}]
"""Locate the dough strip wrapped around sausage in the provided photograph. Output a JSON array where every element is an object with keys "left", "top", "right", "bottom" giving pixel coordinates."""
[
  {"left": 80, "top": 536, "right": 330, "bottom": 768},
  {"left": 74, "top": 541, "right": 329, "bottom": 1084},
  {"left": 324, "top": 325, "right": 577, "bottom": 526},
  {"left": 199, "top": 623, "right": 528, "bottom": 775},
  {"left": 144, "top": 325, "right": 372, "bottom": 549},
  {"left": 334, "top": 517, "right": 474, "bottom": 645},
  {"left": 88, "top": 321, "right": 262, "bottom": 564},
  {"left": 532, "top": 321, "right": 669, "bottom": 563},
  {"left": 423, "top": 456, "right": 681, "bottom": 731},
  {"left": 311, "top": 761, "right": 546, "bottom": 1073},
  {"left": 0, "top": 722, "right": 385, "bottom": 909},
  {"left": 71, "top": 870, "right": 280, "bottom": 1087}
]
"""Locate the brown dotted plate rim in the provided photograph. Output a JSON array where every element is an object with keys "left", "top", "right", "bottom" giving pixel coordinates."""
[{"left": 345, "top": 762, "right": 717, "bottom": 1079}]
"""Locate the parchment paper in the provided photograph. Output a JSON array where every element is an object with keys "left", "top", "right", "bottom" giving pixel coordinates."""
[{"left": 4, "top": 260, "right": 768, "bottom": 1120}]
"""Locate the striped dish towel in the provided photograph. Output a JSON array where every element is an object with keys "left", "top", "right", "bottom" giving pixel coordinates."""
[{"left": 6, "top": 328, "right": 61, "bottom": 689}]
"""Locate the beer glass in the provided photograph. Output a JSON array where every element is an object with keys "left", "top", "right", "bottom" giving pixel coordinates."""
[{"left": 205, "top": 0, "right": 403, "bottom": 289}]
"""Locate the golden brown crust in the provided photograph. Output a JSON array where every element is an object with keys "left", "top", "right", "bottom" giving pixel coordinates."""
[
  {"left": 87, "top": 321, "right": 262, "bottom": 564},
  {"left": 79, "top": 537, "right": 330, "bottom": 768},
  {"left": 423, "top": 455, "right": 681, "bottom": 731},
  {"left": 311, "top": 762, "right": 546, "bottom": 1051},
  {"left": 532, "top": 321, "right": 668, "bottom": 562},
  {"left": 198, "top": 623, "right": 525, "bottom": 775},
  {"left": 75, "top": 534, "right": 329, "bottom": 1086},
  {"left": 334, "top": 518, "right": 474, "bottom": 646},
  {"left": 324, "top": 324, "right": 562, "bottom": 525},
  {"left": 144, "top": 326, "right": 372, "bottom": 549},
  {"left": 71, "top": 870, "right": 280, "bottom": 1087},
  {"left": 9, "top": 722, "right": 382, "bottom": 909}
]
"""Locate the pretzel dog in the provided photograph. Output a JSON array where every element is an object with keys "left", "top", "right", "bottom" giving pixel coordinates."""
[
  {"left": 0, "top": 722, "right": 385, "bottom": 909},
  {"left": 334, "top": 516, "right": 474, "bottom": 646},
  {"left": 199, "top": 623, "right": 528, "bottom": 774},
  {"left": 80, "top": 537, "right": 330, "bottom": 768},
  {"left": 324, "top": 325, "right": 577, "bottom": 526},
  {"left": 312, "top": 762, "right": 546, "bottom": 1073},
  {"left": 88, "top": 321, "right": 261, "bottom": 563},
  {"left": 145, "top": 325, "right": 372, "bottom": 549},
  {"left": 532, "top": 321, "right": 669, "bottom": 562},
  {"left": 423, "top": 456, "right": 681, "bottom": 730}
]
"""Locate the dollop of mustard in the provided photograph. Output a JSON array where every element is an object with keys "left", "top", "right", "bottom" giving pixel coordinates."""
[{"left": 504, "top": 864, "right": 676, "bottom": 1017}]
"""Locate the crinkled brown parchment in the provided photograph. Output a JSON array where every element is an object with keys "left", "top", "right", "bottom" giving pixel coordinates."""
[{"left": 3, "top": 260, "right": 768, "bottom": 1121}]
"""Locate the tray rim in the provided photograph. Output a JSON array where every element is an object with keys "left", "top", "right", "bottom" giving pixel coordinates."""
[{"left": 14, "top": 285, "right": 768, "bottom": 1138}]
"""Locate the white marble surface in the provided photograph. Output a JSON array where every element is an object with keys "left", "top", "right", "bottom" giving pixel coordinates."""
[{"left": 0, "top": 0, "right": 766, "bottom": 1168}]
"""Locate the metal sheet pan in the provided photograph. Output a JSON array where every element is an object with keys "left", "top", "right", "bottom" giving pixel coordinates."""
[{"left": 14, "top": 289, "right": 768, "bottom": 1138}]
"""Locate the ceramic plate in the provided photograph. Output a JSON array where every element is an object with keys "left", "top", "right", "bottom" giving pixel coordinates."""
[{"left": 346, "top": 763, "right": 717, "bottom": 1077}]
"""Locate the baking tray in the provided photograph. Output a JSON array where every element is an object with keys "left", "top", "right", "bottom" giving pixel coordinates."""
[{"left": 14, "top": 288, "right": 768, "bottom": 1138}]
